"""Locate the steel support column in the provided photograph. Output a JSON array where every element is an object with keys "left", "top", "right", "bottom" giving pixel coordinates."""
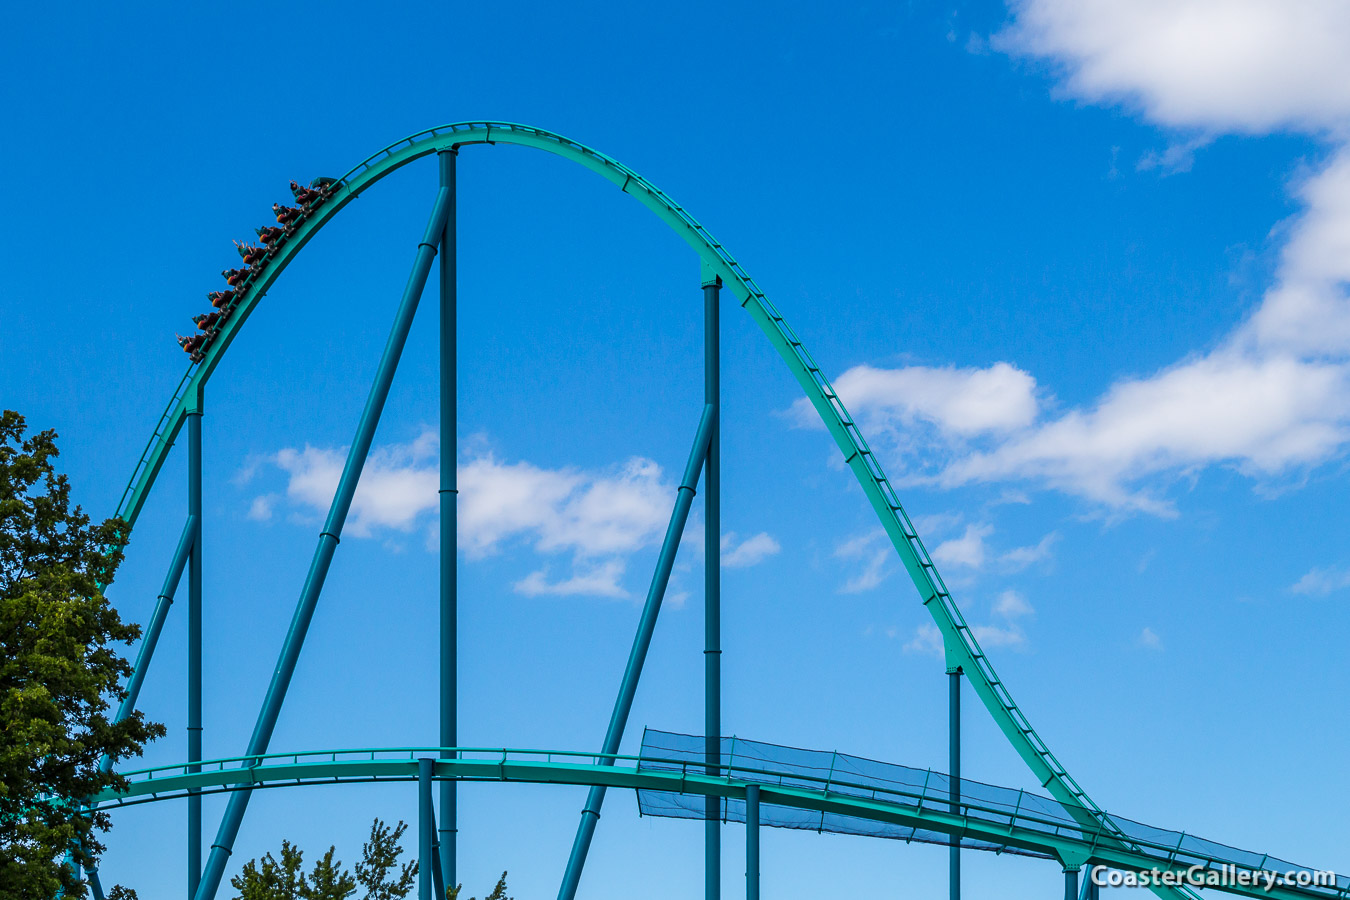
[
  {"left": 1065, "top": 867, "right": 1080, "bottom": 900},
  {"left": 949, "top": 666, "right": 961, "bottom": 900},
  {"left": 419, "top": 758, "right": 434, "bottom": 900},
  {"left": 437, "top": 146, "right": 459, "bottom": 895},
  {"left": 108, "top": 513, "right": 198, "bottom": 760},
  {"left": 557, "top": 404, "right": 717, "bottom": 900},
  {"left": 703, "top": 272, "right": 722, "bottom": 900},
  {"left": 745, "top": 784, "right": 760, "bottom": 900},
  {"left": 83, "top": 511, "right": 199, "bottom": 896},
  {"left": 187, "top": 388, "right": 203, "bottom": 899},
  {"left": 193, "top": 185, "right": 452, "bottom": 900}
]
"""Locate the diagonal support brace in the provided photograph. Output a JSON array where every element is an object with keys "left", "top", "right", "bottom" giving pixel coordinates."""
[
  {"left": 192, "top": 185, "right": 453, "bottom": 900},
  {"left": 557, "top": 403, "right": 716, "bottom": 900},
  {"left": 79, "top": 512, "right": 199, "bottom": 896}
]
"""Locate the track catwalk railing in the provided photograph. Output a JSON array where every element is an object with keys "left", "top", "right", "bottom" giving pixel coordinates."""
[{"left": 78, "top": 746, "right": 1348, "bottom": 900}]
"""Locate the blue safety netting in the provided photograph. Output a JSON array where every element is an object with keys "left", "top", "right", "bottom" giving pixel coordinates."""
[
  {"left": 636, "top": 730, "right": 1348, "bottom": 895},
  {"left": 636, "top": 729, "right": 1050, "bottom": 858}
]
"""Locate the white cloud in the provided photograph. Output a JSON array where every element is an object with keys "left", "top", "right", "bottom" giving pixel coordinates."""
[
  {"left": 274, "top": 432, "right": 439, "bottom": 537},
  {"left": 514, "top": 560, "right": 630, "bottom": 599},
  {"left": 903, "top": 623, "right": 945, "bottom": 657},
  {"left": 721, "top": 532, "right": 782, "bottom": 569},
  {"left": 791, "top": 362, "right": 1039, "bottom": 438},
  {"left": 461, "top": 454, "right": 671, "bottom": 559},
  {"left": 1000, "top": 533, "right": 1058, "bottom": 570},
  {"left": 835, "top": 530, "right": 894, "bottom": 593},
  {"left": 932, "top": 523, "right": 993, "bottom": 569},
  {"left": 1290, "top": 564, "right": 1350, "bottom": 596},
  {"left": 788, "top": 3, "right": 1350, "bottom": 514},
  {"left": 262, "top": 433, "right": 671, "bottom": 555},
  {"left": 1243, "top": 151, "right": 1350, "bottom": 357},
  {"left": 993, "top": 588, "right": 1034, "bottom": 618},
  {"left": 937, "top": 352, "right": 1350, "bottom": 513},
  {"left": 995, "top": 0, "right": 1350, "bottom": 136},
  {"left": 901, "top": 588, "right": 1035, "bottom": 657},
  {"left": 247, "top": 494, "right": 276, "bottom": 522},
  {"left": 250, "top": 431, "right": 679, "bottom": 598},
  {"left": 1137, "top": 626, "right": 1164, "bottom": 651},
  {"left": 925, "top": 523, "right": 1056, "bottom": 573},
  {"left": 972, "top": 622, "right": 1027, "bottom": 649}
]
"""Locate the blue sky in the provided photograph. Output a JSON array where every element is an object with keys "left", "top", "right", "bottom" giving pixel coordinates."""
[{"left": 4, "top": 1, "right": 1350, "bottom": 897}]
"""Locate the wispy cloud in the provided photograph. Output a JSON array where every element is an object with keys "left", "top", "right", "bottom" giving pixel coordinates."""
[
  {"left": 790, "top": 362, "right": 1039, "bottom": 438},
  {"left": 903, "top": 623, "right": 944, "bottom": 657},
  {"left": 1137, "top": 626, "right": 1164, "bottom": 651},
  {"left": 514, "top": 560, "right": 631, "bottom": 599},
  {"left": 792, "top": 3, "right": 1350, "bottom": 516},
  {"left": 246, "top": 430, "right": 680, "bottom": 600},
  {"left": 1000, "top": 532, "right": 1059, "bottom": 571},
  {"left": 902, "top": 588, "right": 1035, "bottom": 657},
  {"left": 247, "top": 494, "right": 276, "bottom": 522},
  {"left": 993, "top": 588, "right": 1035, "bottom": 618},
  {"left": 721, "top": 532, "right": 782, "bottom": 569},
  {"left": 932, "top": 523, "right": 994, "bottom": 569},
  {"left": 994, "top": 0, "right": 1350, "bottom": 136},
  {"left": 835, "top": 530, "right": 894, "bottom": 594},
  {"left": 1290, "top": 564, "right": 1350, "bottom": 596}
]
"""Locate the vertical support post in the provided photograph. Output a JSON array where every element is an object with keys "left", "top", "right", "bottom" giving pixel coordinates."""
[
  {"left": 703, "top": 268, "right": 722, "bottom": 900},
  {"left": 557, "top": 405, "right": 716, "bottom": 900},
  {"left": 419, "top": 758, "right": 434, "bottom": 900},
  {"left": 744, "top": 784, "right": 759, "bottom": 900},
  {"left": 194, "top": 186, "right": 452, "bottom": 900},
  {"left": 1064, "top": 866, "right": 1079, "bottom": 900},
  {"left": 437, "top": 145, "right": 459, "bottom": 896},
  {"left": 187, "top": 386, "right": 204, "bottom": 900},
  {"left": 83, "top": 510, "right": 199, "bottom": 896},
  {"left": 1087, "top": 867, "right": 1101, "bottom": 900},
  {"left": 948, "top": 666, "right": 961, "bottom": 900}
]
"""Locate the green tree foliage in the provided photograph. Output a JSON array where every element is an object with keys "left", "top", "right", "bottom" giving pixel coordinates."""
[
  {"left": 230, "top": 818, "right": 416, "bottom": 900},
  {"left": 353, "top": 819, "right": 416, "bottom": 900},
  {"left": 0, "top": 410, "right": 164, "bottom": 897},
  {"left": 230, "top": 840, "right": 356, "bottom": 900},
  {"left": 449, "top": 872, "right": 512, "bottom": 900},
  {"left": 230, "top": 818, "right": 512, "bottom": 900}
]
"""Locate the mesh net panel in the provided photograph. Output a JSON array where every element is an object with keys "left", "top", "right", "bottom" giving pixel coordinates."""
[
  {"left": 636, "top": 730, "right": 1049, "bottom": 858},
  {"left": 636, "top": 730, "right": 1349, "bottom": 892}
]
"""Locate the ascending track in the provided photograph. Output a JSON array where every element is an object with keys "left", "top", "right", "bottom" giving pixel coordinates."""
[{"left": 114, "top": 123, "right": 1218, "bottom": 898}]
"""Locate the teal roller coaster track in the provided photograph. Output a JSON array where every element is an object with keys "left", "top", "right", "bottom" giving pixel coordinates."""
[{"left": 76, "top": 123, "right": 1344, "bottom": 900}]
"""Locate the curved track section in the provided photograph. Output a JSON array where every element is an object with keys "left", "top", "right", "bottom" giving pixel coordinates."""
[
  {"left": 90, "top": 748, "right": 1344, "bottom": 900},
  {"left": 117, "top": 122, "right": 1175, "bottom": 889}
]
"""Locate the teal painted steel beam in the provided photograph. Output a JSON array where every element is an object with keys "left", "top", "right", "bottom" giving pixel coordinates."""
[
  {"left": 81, "top": 510, "right": 199, "bottom": 896},
  {"left": 105, "top": 124, "right": 1193, "bottom": 900},
  {"left": 187, "top": 389, "right": 203, "bottom": 899},
  {"left": 428, "top": 791, "right": 447, "bottom": 900},
  {"left": 192, "top": 187, "right": 452, "bottom": 900},
  {"left": 85, "top": 752, "right": 1345, "bottom": 900},
  {"left": 437, "top": 145, "right": 459, "bottom": 896},
  {"left": 703, "top": 272, "right": 722, "bottom": 900},
  {"left": 1066, "top": 867, "right": 1080, "bottom": 900},
  {"left": 745, "top": 783, "right": 759, "bottom": 900},
  {"left": 106, "top": 513, "right": 198, "bottom": 766},
  {"left": 419, "top": 759, "right": 434, "bottom": 900},
  {"left": 557, "top": 404, "right": 717, "bottom": 900},
  {"left": 949, "top": 667, "right": 960, "bottom": 900}
]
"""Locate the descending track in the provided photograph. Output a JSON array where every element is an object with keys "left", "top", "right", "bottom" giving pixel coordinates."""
[{"left": 95, "top": 123, "right": 1324, "bottom": 899}]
